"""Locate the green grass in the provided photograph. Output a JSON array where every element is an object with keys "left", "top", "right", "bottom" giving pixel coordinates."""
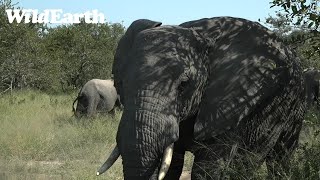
[
  {"left": 0, "top": 90, "right": 320, "bottom": 179},
  {"left": 0, "top": 90, "right": 123, "bottom": 179}
]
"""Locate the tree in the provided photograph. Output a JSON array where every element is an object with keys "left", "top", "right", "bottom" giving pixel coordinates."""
[
  {"left": 0, "top": 0, "right": 48, "bottom": 91},
  {"left": 269, "top": 0, "right": 320, "bottom": 68},
  {"left": 271, "top": 0, "right": 320, "bottom": 30},
  {"left": 44, "top": 21, "right": 125, "bottom": 91},
  {"left": 0, "top": 0, "right": 125, "bottom": 93},
  {"left": 265, "top": 12, "right": 320, "bottom": 69}
]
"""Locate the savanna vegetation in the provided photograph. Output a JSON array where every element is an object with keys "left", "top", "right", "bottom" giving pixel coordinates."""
[
  {"left": 0, "top": 90, "right": 124, "bottom": 179},
  {"left": 0, "top": 0, "right": 319, "bottom": 179},
  {"left": 0, "top": 0, "right": 125, "bottom": 93}
]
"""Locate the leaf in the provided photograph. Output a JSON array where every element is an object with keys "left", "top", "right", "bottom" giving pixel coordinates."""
[
  {"left": 282, "top": 4, "right": 289, "bottom": 12},
  {"left": 308, "top": 22, "right": 314, "bottom": 28},
  {"left": 309, "top": 13, "right": 319, "bottom": 21},
  {"left": 292, "top": 5, "right": 298, "bottom": 14},
  {"left": 286, "top": 0, "right": 291, "bottom": 8}
]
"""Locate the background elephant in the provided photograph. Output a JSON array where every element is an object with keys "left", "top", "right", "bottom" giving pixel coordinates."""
[
  {"left": 97, "top": 17, "right": 306, "bottom": 179},
  {"left": 303, "top": 68, "right": 320, "bottom": 107},
  {"left": 73, "top": 79, "right": 120, "bottom": 118}
]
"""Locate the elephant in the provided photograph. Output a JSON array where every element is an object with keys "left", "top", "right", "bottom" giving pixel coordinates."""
[
  {"left": 303, "top": 68, "right": 320, "bottom": 107},
  {"left": 72, "top": 79, "right": 120, "bottom": 118},
  {"left": 97, "top": 17, "right": 306, "bottom": 179}
]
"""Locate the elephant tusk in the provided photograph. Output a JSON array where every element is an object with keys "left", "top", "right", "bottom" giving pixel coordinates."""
[
  {"left": 158, "top": 143, "right": 174, "bottom": 180},
  {"left": 72, "top": 96, "right": 78, "bottom": 113},
  {"left": 96, "top": 146, "right": 120, "bottom": 176}
]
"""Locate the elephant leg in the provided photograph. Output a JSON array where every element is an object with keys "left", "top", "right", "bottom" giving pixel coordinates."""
[
  {"left": 164, "top": 143, "right": 185, "bottom": 180},
  {"left": 87, "top": 96, "right": 98, "bottom": 117},
  {"left": 165, "top": 123, "right": 192, "bottom": 180},
  {"left": 191, "top": 138, "right": 238, "bottom": 180},
  {"left": 109, "top": 107, "right": 116, "bottom": 117},
  {"left": 191, "top": 144, "right": 223, "bottom": 180},
  {"left": 164, "top": 116, "right": 196, "bottom": 179},
  {"left": 191, "top": 140, "right": 260, "bottom": 179},
  {"left": 266, "top": 145, "right": 291, "bottom": 179},
  {"left": 266, "top": 122, "right": 302, "bottom": 179}
]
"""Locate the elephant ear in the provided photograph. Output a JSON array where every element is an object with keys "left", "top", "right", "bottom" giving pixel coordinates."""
[
  {"left": 193, "top": 49, "right": 298, "bottom": 141},
  {"left": 112, "top": 19, "right": 162, "bottom": 103},
  {"left": 112, "top": 19, "right": 162, "bottom": 76}
]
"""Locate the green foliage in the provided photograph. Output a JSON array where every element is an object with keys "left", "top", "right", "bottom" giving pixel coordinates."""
[
  {"left": 0, "top": 0, "right": 47, "bottom": 91},
  {"left": 0, "top": 0, "right": 125, "bottom": 93},
  {"left": 269, "top": 1, "right": 320, "bottom": 69},
  {"left": 271, "top": 0, "right": 320, "bottom": 30},
  {"left": 285, "top": 30, "right": 320, "bottom": 68},
  {"left": 291, "top": 139, "right": 320, "bottom": 179},
  {"left": 265, "top": 13, "right": 320, "bottom": 69},
  {"left": 289, "top": 108, "right": 320, "bottom": 179},
  {"left": 44, "top": 23, "right": 124, "bottom": 91},
  {"left": 266, "top": 13, "right": 294, "bottom": 35}
]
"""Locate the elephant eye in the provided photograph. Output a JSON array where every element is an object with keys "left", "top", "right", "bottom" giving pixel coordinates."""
[
  {"left": 178, "top": 69, "right": 191, "bottom": 94},
  {"left": 181, "top": 80, "right": 188, "bottom": 87},
  {"left": 178, "top": 79, "right": 189, "bottom": 93}
]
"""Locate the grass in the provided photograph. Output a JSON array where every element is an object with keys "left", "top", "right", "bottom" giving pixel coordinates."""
[
  {"left": 0, "top": 90, "right": 319, "bottom": 179},
  {"left": 0, "top": 90, "right": 123, "bottom": 179}
]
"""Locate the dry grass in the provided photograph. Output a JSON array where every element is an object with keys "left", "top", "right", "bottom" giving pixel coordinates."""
[{"left": 0, "top": 90, "right": 123, "bottom": 179}]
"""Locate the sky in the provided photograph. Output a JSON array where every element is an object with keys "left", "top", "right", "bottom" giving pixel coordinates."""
[{"left": 15, "top": 0, "right": 279, "bottom": 28}]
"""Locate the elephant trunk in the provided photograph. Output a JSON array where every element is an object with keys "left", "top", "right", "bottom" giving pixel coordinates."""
[
  {"left": 117, "top": 110, "right": 163, "bottom": 178},
  {"left": 116, "top": 91, "right": 179, "bottom": 179}
]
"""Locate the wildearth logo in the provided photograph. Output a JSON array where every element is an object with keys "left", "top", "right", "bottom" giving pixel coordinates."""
[{"left": 5, "top": 9, "right": 105, "bottom": 24}]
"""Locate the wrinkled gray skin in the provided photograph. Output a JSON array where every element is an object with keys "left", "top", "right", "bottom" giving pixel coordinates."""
[
  {"left": 101, "top": 17, "right": 306, "bottom": 179},
  {"left": 303, "top": 68, "right": 320, "bottom": 107},
  {"left": 73, "top": 79, "right": 120, "bottom": 118}
]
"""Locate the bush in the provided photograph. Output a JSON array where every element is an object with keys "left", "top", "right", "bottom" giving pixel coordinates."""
[{"left": 0, "top": 0, "right": 125, "bottom": 93}]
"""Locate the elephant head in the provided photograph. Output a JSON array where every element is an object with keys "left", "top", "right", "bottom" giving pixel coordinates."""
[
  {"left": 303, "top": 68, "right": 320, "bottom": 107},
  {"left": 98, "top": 17, "right": 305, "bottom": 179},
  {"left": 99, "top": 20, "right": 209, "bottom": 179}
]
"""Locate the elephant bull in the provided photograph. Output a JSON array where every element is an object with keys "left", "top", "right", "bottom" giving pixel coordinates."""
[
  {"left": 73, "top": 79, "right": 120, "bottom": 118},
  {"left": 97, "top": 17, "right": 306, "bottom": 179}
]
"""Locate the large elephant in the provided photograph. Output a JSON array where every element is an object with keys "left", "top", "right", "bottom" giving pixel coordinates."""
[
  {"left": 73, "top": 79, "right": 120, "bottom": 118},
  {"left": 303, "top": 68, "right": 320, "bottom": 107},
  {"left": 97, "top": 17, "right": 306, "bottom": 179}
]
